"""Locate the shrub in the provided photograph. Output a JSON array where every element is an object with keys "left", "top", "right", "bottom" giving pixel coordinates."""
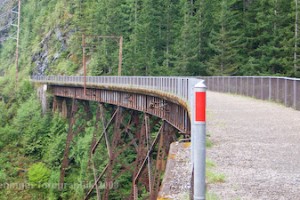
[{"left": 28, "top": 162, "right": 50, "bottom": 187}]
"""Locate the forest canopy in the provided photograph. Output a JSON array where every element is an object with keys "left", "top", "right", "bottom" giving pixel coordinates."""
[
  {"left": 1, "top": 0, "right": 300, "bottom": 78},
  {"left": 0, "top": 0, "right": 300, "bottom": 199}
]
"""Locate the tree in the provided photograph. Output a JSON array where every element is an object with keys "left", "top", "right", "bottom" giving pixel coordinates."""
[
  {"left": 293, "top": 0, "right": 300, "bottom": 77},
  {"left": 174, "top": 0, "right": 211, "bottom": 76},
  {"left": 244, "top": 0, "right": 294, "bottom": 75},
  {"left": 0, "top": 101, "right": 7, "bottom": 127},
  {"left": 13, "top": 95, "right": 46, "bottom": 157},
  {"left": 207, "top": 0, "right": 244, "bottom": 75}
]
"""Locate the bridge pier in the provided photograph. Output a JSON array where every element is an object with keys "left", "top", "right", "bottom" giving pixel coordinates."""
[
  {"left": 59, "top": 99, "right": 93, "bottom": 190},
  {"left": 52, "top": 97, "right": 69, "bottom": 118},
  {"left": 74, "top": 103, "right": 176, "bottom": 200},
  {"left": 36, "top": 84, "right": 48, "bottom": 114}
]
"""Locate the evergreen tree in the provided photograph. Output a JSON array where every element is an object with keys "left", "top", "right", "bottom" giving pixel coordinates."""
[
  {"left": 292, "top": 0, "right": 300, "bottom": 77},
  {"left": 174, "top": 0, "right": 208, "bottom": 76},
  {"left": 207, "top": 0, "right": 244, "bottom": 75},
  {"left": 244, "top": 0, "right": 294, "bottom": 75},
  {"left": 134, "top": 0, "right": 161, "bottom": 75}
]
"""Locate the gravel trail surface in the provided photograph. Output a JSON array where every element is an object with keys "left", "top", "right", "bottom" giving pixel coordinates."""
[{"left": 207, "top": 92, "right": 300, "bottom": 200}]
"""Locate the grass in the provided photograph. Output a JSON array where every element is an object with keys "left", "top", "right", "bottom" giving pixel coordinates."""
[
  {"left": 206, "top": 170, "right": 225, "bottom": 183},
  {"left": 205, "top": 165, "right": 225, "bottom": 200},
  {"left": 206, "top": 191, "right": 219, "bottom": 200},
  {"left": 205, "top": 140, "right": 225, "bottom": 200},
  {"left": 206, "top": 159, "right": 215, "bottom": 168},
  {"left": 206, "top": 132, "right": 213, "bottom": 148},
  {"left": 206, "top": 160, "right": 225, "bottom": 184},
  {"left": 206, "top": 138, "right": 213, "bottom": 148},
  {"left": 206, "top": 159, "right": 225, "bottom": 184}
]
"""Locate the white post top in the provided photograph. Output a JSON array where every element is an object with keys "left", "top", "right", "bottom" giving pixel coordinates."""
[{"left": 194, "top": 80, "right": 207, "bottom": 90}]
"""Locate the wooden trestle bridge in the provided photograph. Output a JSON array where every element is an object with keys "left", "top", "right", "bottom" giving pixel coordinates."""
[
  {"left": 31, "top": 75, "right": 300, "bottom": 200},
  {"left": 32, "top": 76, "right": 204, "bottom": 200}
]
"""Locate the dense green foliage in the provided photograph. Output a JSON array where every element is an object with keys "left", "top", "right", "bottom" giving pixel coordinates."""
[
  {"left": 28, "top": 162, "right": 51, "bottom": 187},
  {"left": 1, "top": 0, "right": 300, "bottom": 78},
  {"left": 0, "top": 0, "right": 300, "bottom": 199}
]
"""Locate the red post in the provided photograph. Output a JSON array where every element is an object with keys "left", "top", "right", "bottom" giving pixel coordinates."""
[
  {"left": 192, "top": 80, "right": 207, "bottom": 200},
  {"left": 195, "top": 92, "right": 206, "bottom": 122}
]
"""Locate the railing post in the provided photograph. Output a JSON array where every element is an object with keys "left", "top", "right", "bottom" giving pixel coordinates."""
[
  {"left": 236, "top": 77, "right": 238, "bottom": 94},
  {"left": 276, "top": 78, "right": 279, "bottom": 102},
  {"left": 294, "top": 79, "right": 297, "bottom": 109},
  {"left": 239, "top": 77, "right": 242, "bottom": 94},
  {"left": 192, "top": 80, "right": 206, "bottom": 200},
  {"left": 261, "top": 77, "right": 263, "bottom": 99},
  {"left": 228, "top": 77, "right": 230, "bottom": 93},
  {"left": 269, "top": 77, "right": 272, "bottom": 101},
  {"left": 252, "top": 77, "right": 255, "bottom": 97},
  {"left": 246, "top": 76, "right": 249, "bottom": 96},
  {"left": 222, "top": 76, "right": 225, "bottom": 92},
  {"left": 285, "top": 78, "right": 287, "bottom": 106},
  {"left": 217, "top": 76, "right": 220, "bottom": 92}
]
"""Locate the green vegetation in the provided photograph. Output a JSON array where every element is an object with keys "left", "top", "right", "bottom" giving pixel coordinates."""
[
  {"left": 0, "top": 0, "right": 298, "bottom": 199},
  {"left": 206, "top": 132, "right": 213, "bottom": 148},
  {"left": 206, "top": 170, "right": 226, "bottom": 184},
  {"left": 2, "top": 0, "right": 300, "bottom": 78},
  {"left": 28, "top": 163, "right": 51, "bottom": 187},
  {"left": 206, "top": 192, "right": 219, "bottom": 200},
  {"left": 205, "top": 159, "right": 225, "bottom": 200},
  {"left": 206, "top": 159, "right": 225, "bottom": 184},
  {"left": 206, "top": 139, "right": 213, "bottom": 148}
]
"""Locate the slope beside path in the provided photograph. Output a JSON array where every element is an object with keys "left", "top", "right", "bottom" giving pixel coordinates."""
[{"left": 207, "top": 91, "right": 300, "bottom": 200}]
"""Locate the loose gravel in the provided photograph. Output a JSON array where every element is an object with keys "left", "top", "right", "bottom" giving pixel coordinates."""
[{"left": 207, "top": 91, "right": 300, "bottom": 200}]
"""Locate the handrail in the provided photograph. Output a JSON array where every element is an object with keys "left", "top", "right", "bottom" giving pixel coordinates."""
[
  {"left": 31, "top": 75, "right": 200, "bottom": 103},
  {"left": 200, "top": 76, "right": 300, "bottom": 110}
]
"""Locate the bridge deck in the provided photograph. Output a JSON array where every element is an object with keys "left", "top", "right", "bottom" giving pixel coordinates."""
[{"left": 207, "top": 91, "right": 300, "bottom": 200}]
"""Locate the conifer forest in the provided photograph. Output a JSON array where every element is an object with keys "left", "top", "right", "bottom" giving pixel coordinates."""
[{"left": 0, "top": 0, "right": 299, "bottom": 199}]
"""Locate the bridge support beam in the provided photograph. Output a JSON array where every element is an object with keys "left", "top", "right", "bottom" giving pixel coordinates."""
[
  {"left": 58, "top": 99, "right": 92, "bottom": 190},
  {"left": 80, "top": 103, "right": 175, "bottom": 200},
  {"left": 52, "top": 97, "right": 69, "bottom": 118}
]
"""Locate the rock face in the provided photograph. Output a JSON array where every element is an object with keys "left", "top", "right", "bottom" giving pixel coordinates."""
[
  {"left": 32, "top": 27, "right": 73, "bottom": 76},
  {"left": 0, "top": 0, "right": 17, "bottom": 43},
  {"left": 158, "top": 142, "right": 192, "bottom": 200}
]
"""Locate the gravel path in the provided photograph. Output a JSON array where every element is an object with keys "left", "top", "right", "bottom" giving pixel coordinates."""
[{"left": 206, "top": 91, "right": 300, "bottom": 200}]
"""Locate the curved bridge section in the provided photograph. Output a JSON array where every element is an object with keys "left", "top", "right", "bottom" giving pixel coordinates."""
[
  {"left": 31, "top": 76, "right": 200, "bottom": 200},
  {"left": 33, "top": 76, "right": 198, "bottom": 134}
]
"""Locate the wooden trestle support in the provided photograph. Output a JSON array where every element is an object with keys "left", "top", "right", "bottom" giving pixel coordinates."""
[{"left": 53, "top": 97, "right": 179, "bottom": 200}]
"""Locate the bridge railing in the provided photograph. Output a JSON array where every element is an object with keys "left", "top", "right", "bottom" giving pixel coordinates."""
[
  {"left": 31, "top": 75, "right": 206, "bottom": 198},
  {"left": 31, "top": 75, "right": 200, "bottom": 103},
  {"left": 200, "top": 76, "right": 300, "bottom": 110}
]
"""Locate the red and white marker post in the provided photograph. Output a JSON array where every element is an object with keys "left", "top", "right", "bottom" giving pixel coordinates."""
[{"left": 192, "top": 80, "right": 207, "bottom": 200}]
